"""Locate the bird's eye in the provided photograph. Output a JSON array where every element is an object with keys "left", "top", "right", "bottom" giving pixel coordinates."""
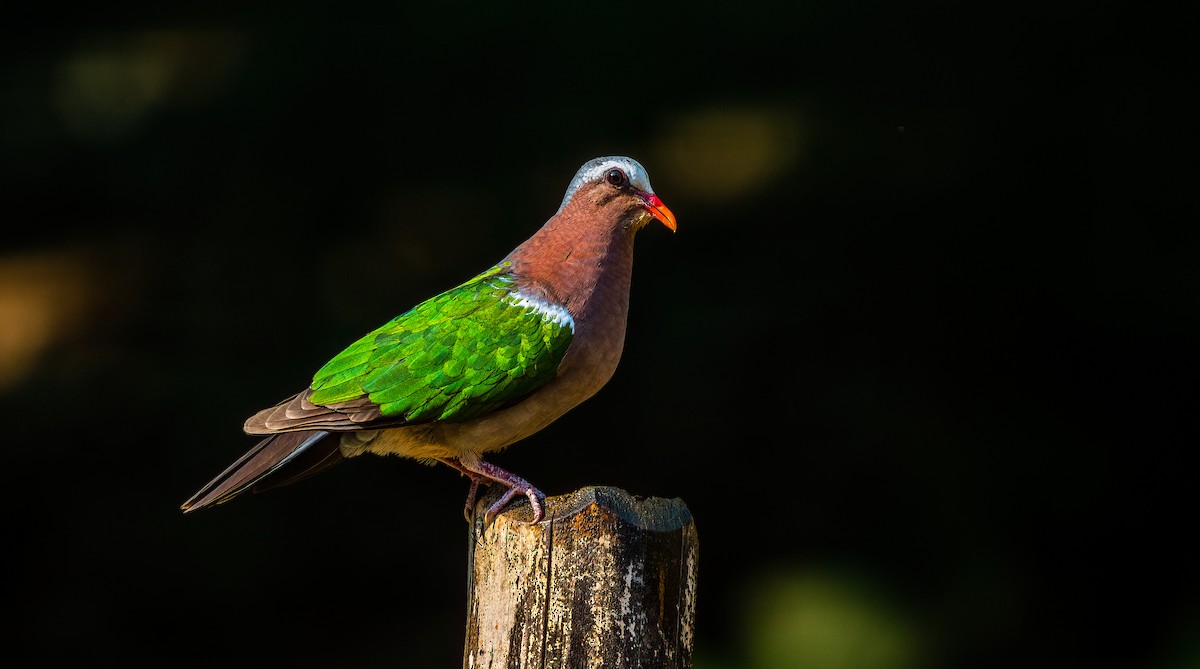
[{"left": 606, "top": 169, "right": 627, "bottom": 187}]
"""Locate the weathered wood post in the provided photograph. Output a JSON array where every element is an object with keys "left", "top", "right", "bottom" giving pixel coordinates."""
[{"left": 463, "top": 486, "right": 698, "bottom": 668}]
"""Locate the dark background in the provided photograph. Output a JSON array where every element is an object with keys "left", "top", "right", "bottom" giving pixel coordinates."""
[{"left": 2, "top": 3, "right": 1193, "bottom": 668}]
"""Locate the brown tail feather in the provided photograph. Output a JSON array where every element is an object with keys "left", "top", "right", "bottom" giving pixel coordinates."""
[
  {"left": 250, "top": 435, "right": 345, "bottom": 494},
  {"left": 180, "top": 431, "right": 339, "bottom": 513}
]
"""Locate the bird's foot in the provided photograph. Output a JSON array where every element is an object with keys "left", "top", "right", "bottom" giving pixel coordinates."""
[
  {"left": 445, "top": 457, "right": 545, "bottom": 527},
  {"left": 437, "top": 457, "right": 493, "bottom": 523},
  {"left": 483, "top": 484, "right": 546, "bottom": 528},
  {"left": 463, "top": 476, "right": 484, "bottom": 523}
]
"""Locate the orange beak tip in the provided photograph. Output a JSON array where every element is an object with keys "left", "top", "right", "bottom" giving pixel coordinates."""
[{"left": 644, "top": 194, "right": 677, "bottom": 232}]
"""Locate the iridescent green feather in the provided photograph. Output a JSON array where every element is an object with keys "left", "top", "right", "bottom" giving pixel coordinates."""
[{"left": 308, "top": 264, "right": 574, "bottom": 423}]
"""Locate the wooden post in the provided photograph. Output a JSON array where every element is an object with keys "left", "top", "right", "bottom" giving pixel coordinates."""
[{"left": 463, "top": 486, "right": 698, "bottom": 669}]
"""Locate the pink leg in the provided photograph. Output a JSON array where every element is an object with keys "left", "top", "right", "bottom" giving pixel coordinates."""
[{"left": 443, "top": 457, "right": 545, "bottom": 526}]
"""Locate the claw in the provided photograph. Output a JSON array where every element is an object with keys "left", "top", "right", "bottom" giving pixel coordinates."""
[
  {"left": 438, "top": 457, "right": 495, "bottom": 524},
  {"left": 440, "top": 456, "right": 545, "bottom": 528},
  {"left": 463, "top": 477, "right": 481, "bottom": 523},
  {"left": 483, "top": 485, "right": 545, "bottom": 527},
  {"left": 523, "top": 487, "right": 546, "bottom": 524}
]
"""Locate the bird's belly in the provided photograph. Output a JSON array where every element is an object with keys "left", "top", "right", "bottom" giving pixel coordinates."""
[{"left": 340, "top": 371, "right": 609, "bottom": 466}]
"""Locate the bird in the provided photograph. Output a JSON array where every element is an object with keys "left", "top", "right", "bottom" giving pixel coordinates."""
[{"left": 180, "top": 156, "right": 676, "bottom": 526}]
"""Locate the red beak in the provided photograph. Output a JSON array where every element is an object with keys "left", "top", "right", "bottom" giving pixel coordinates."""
[{"left": 640, "top": 193, "right": 677, "bottom": 232}]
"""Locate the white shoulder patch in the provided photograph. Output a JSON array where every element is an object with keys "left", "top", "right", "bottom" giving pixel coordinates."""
[{"left": 506, "top": 290, "right": 575, "bottom": 333}]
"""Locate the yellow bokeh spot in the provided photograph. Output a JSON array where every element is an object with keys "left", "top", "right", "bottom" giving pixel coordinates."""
[
  {"left": 653, "top": 105, "right": 806, "bottom": 205},
  {"left": 0, "top": 250, "right": 106, "bottom": 392}
]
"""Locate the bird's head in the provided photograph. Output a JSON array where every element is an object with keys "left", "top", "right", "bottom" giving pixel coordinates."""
[{"left": 557, "top": 156, "right": 677, "bottom": 233}]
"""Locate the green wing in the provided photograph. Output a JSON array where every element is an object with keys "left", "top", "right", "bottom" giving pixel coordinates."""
[{"left": 307, "top": 263, "right": 574, "bottom": 424}]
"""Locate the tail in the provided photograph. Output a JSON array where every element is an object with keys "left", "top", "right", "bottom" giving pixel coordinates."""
[{"left": 180, "top": 430, "right": 345, "bottom": 513}]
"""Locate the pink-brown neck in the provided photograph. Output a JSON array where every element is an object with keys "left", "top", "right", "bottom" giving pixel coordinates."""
[{"left": 505, "top": 180, "right": 652, "bottom": 329}]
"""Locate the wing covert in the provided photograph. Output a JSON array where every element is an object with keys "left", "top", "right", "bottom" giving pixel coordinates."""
[{"left": 308, "top": 264, "right": 574, "bottom": 425}]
